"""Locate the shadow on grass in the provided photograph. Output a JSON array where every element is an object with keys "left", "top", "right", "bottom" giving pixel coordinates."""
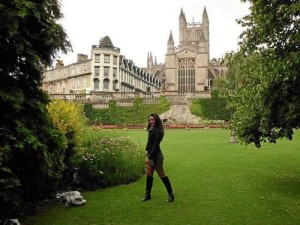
[{"left": 263, "top": 174, "right": 300, "bottom": 197}]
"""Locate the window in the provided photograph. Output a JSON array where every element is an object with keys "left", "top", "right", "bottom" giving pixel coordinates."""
[
  {"left": 104, "top": 67, "right": 109, "bottom": 77},
  {"left": 95, "top": 54, "right": 100, "bottom": 63},
  {"left": 62, "top": 81, "right": 66, "bottom": 92},
  {"left": 104, "top": 55, "right": 110, "bottom": 63},
  {"left": 57, "top": 82, "right": 60, "bottom": 92},
  {"left": 113, "top": 80, "right": 118, "bottom": 90},
  {"left": 72, "top": 68, "right": 75, "bottom": 75},
  {"left": 83, "top": 78, "right": 87, "bottom": 87},
  {"left": 113, "top": 56, "right": 117, "bottom": 65},
  {"left": 93, "top": 78, "right": 99, "bottom": 90},
  {"left": 77, "top": 77, "right": 80, "bottom": 87},
  {"left": 83, "top": 65, "right": 87, "bottom": 71},
  {"left": 185, "top": 31, "right": 191, "bottom": 40},
  {"left": 195, "top": 30, "right": 201, "bottom": 40},
  {"left": 72, "top": 78, "right": 76, "bottom": 89},
  {"left": 103, "top": 78, "right": 110, "bottom": 90},
  {"left": 94, "top": 66, "right": 100, "bottom": 77},
  {"left": 113, "top": 68, "right": 117, "bottom": 78},
  {"left": 178, "top": 58, "right": 195, "bottom": 92}
]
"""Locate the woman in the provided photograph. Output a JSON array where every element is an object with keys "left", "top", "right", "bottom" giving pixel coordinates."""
[{"left": 142, "top": 113, "right": 175, "bottom": 202}]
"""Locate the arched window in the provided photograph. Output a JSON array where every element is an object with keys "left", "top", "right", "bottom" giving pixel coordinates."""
[
  {"left": 113, "top": 79, "right": 118, "bottom": 90},
  {"left": 178, "top": 58, "right": 195, "bottom": 92},
  {"left": 103, "top": 78, "right": 110, "bottom": 91},
  {"left": 93, "top": 78, "right": 99, "bottom": 90}
]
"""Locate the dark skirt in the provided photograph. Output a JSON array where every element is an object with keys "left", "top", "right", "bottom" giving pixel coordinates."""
[{"left": 150, "top": 151, "right": 164, "bottom": 168}]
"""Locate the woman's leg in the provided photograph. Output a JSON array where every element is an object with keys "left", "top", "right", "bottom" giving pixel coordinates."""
[
  {"left": 156, "top": 167, "right": 175, "bottom": 202},
  {"left": 142, "top": 158, "right": 154, "bottom": 201}
]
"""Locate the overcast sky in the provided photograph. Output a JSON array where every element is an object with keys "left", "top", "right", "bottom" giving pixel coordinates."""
[{"left": 58, "top": 0, "right": 250, "bottom": 68}]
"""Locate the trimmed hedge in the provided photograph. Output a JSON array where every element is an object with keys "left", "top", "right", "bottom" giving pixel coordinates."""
[
  {"left": 191, "top": 97, "right": 232, "bottom": 121},
  {"left": 84, "top": 96, "right": 170, "bottom": 125}
]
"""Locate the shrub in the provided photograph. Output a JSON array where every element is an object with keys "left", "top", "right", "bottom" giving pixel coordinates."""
[
  {"left": 47, "top": 100, "right": 87, "bottom": 167},
  {"left": 71, "top": 132, "right": 144, "bottom": 189},
  {"left": 190, "top": 99, "right": 202, "bottom": 116},
  {"left": 0, "top": 90, "right": 66, "bottom": 217},
  {"left": 191, "top": 97, "right": 231, "bottom": 121}
]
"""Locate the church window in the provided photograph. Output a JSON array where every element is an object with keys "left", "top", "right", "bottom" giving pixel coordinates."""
[
  {"left": 186, "top": 31, "right": 191, "bottom": 40},
  {"left": 178, "top": 59, "right": 195, "bottom": 92},
  {"left": 195, "top": 30, "right": 201, "bottom": 40}
]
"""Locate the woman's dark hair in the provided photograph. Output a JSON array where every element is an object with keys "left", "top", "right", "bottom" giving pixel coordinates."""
[{"left": 147, "top": 113, "right": 164, "bottom": 131}]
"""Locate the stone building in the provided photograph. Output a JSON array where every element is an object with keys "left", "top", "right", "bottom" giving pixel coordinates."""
[
  {"left": 42, "top": 7, "right": 226, "bottom": 96},
  {"left": 42, "top": 36, "right": 160, "bottom": 94}
]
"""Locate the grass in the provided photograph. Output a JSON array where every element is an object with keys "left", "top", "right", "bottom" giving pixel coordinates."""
[{"left": 22, "top": 128, "right": 300, "bottom": 225}]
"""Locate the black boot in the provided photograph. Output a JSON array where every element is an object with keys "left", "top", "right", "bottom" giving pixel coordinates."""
[
  {"left": 161, "top": 176, "right": 175, "bottom": 202},
  {"left": 142, "top": 176, "right": 153, "bottom": 201}
]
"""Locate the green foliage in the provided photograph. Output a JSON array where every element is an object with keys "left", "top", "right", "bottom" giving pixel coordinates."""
[
  {"left": 231, "top": 1, "right": 300, "bottom": 147},
  {"left": 190, "top": 99, "right": 202, "bottom": 116},
  {"left": 71, "top": 130, "right": 144, "bottom": 189},
  {"left": 213, "top": 51, "right": 248, "bottom": 98},
  {"left": 191, "top": 97, "right": 231, "bottom": 121},
  {"left": 0, "top": 0, "right": 71, "bottom": 217},
  {"left": 108, "top": 100, "right": 117, "bottom": 110},
  {"left": 159, "top": 95, "right": 171, "bottom": 109},
  {"left": 84, "top": 96, "right": 171, "bottom": 125},
  {"left": 47, "top": 100, "right": 87, "bottom": 167},
  {"left": 133, "top": 97, "right": 142, "bottom": 108},
  {"left": 0, "top": 89, "right": 66, "bottom": 217}
]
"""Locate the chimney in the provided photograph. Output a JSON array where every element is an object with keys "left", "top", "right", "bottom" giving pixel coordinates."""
[{"left": 77, "top": 53, "right": 88, "bottom": 62}]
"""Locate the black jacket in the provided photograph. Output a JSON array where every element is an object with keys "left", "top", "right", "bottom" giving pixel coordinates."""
[{"left": 145, "top": 127, "right": 164, "bottom": 159}]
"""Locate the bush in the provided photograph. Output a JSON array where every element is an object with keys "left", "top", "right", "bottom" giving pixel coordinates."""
[
  {"left": 47, "top": 100, "right": 87, "bottom": 167},
  {"left": 71, "top": 131, "right": 144, "bottom": 189},
  {"left": 0, "top": 90, "right": 66, "bottom": 217},
  {"left": 84, "top": 96, "right": 171, "bottom": 125},
  {"left": 191, "top": 97, "right": 231, "bottom": 121}
]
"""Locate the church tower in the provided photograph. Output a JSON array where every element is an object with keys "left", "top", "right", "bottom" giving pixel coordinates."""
[
  {"left": 147, "top": 52, "right": 153, "bottom": 74},
  {"left": 164, "top": 7, "right": 210, "bottom": 92}
]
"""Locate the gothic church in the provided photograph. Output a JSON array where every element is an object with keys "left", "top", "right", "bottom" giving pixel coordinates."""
[{"left": 146, "top": 7, "right": 225, "bottom": 92}]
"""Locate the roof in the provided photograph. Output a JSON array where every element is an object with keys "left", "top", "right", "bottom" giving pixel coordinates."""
[{"left": 99, "top": 36, "right": 114, "bottom": 48}]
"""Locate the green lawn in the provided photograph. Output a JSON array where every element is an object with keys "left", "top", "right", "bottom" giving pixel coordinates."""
[{"left": 22, "top": 129, "right": 300, "bottom": 225}]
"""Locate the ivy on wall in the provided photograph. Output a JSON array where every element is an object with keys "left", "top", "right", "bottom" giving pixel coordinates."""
[{"left": 84, "top": 96, "right": 171, "bottom": 125}]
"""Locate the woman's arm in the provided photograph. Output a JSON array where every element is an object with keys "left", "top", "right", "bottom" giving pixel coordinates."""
[{"left": 148, "top": 129, "right": 163, "bottom": 159}]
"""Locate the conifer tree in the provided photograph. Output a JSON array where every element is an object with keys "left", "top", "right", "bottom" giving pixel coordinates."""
[{"left": 0, "top": 0, "right": 71, "bottom": 217}]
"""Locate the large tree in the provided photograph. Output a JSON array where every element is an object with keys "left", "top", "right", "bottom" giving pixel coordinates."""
[
  {"left": 230, "top": 0, "right": 300, "bottom": 147},
  {"left": 214, "top": 51, "right": 247, "bottom": 97},
  {"left": 0, "top": 0, "right": 71, "bottom": 217}
]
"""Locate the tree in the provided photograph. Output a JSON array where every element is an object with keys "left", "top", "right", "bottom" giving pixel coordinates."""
[
  {"left": 214, "top": 51, "right": 247, "bottom": 97},
  {"left": 0, "top": 0, "right": 71, "bottom": 217},
  {"left": 230, "top": 0, "right": 300, "bottom": 147}
]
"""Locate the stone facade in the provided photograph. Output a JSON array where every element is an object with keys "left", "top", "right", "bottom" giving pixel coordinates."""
[
  {"left": 42, "top": 7, "right": 226, "bottom": 96},
  {"left": 42, "top": 37, "right": 160, "bottom": 95},
  {"left": 148, "top": 7, "right": 227, "bottom": 92}
]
